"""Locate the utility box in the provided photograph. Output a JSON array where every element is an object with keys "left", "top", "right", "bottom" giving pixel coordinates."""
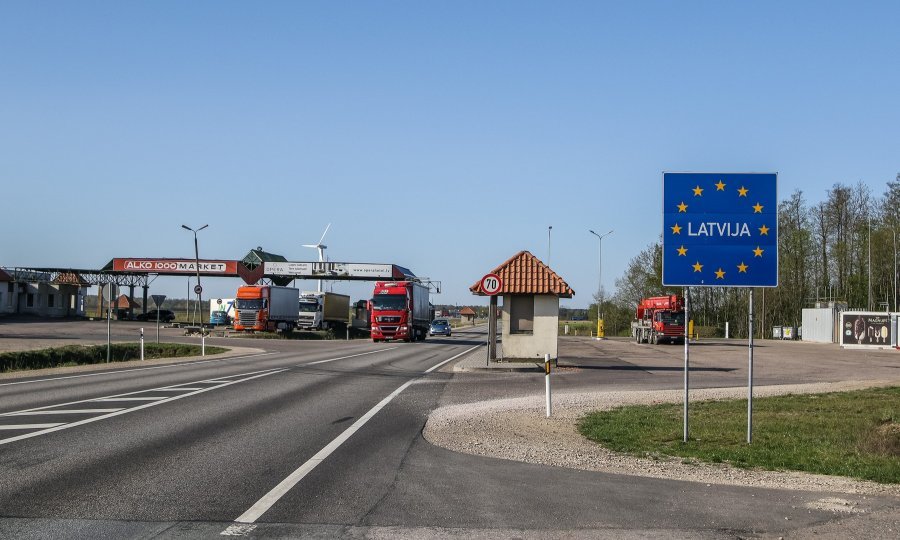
[{"left": 802, "top": 307, "right": 840, "bottom": 343}]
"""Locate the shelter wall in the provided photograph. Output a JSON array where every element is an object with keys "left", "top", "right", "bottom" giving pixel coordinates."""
[{"left": 501, "top": 295, "right": 559, "bottom": 360}]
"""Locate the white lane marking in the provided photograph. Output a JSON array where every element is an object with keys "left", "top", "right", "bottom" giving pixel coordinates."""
[
  {"left": 233, "top": 344, "right": 482, "bottom": 524},
  {"left": 155, "top": 387, "right": 203, "bottom": 392},
  {"left": 93, "top": 397, "right": 170, "bottom": 402},
  {"left": 2, "top": 409, "right": 124, "bottom": 416},
  {"left": 0, "top": 368, "right": 287, "bottom": 446},
  {"left": 302, "top": 347, "right": 399, "bottom": 366},
  {"left": 0, "top": 352, "right": 276, "bottom": 387},
  {"left": 0, "top": 423, "right": 66, "bottom": 430}
]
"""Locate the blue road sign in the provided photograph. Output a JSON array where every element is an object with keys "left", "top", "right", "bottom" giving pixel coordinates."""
[{"left": 662, "top": 172, "right": 778, "bottom": 287}]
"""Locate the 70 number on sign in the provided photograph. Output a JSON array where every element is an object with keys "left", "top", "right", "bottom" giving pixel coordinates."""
[{"left": 480, "top": 274, "right": 502, "bottom": 296}]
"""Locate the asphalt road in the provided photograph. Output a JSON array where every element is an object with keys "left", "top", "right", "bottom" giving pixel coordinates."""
[{"left": 0, "top": 320, "right": 898, "bottom": 538}]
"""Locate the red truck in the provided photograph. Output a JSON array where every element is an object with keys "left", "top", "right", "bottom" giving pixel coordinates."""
[
  {"left": 631, "top": 295, "right": 685, "bottom": 344},
  {"left": 370, "top": 281, "right": 430, "bottom": 342}
]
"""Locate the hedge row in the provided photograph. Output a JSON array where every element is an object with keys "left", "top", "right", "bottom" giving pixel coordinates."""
[{"left": 0, "top": 343, "right": 227, "bottom": 372}]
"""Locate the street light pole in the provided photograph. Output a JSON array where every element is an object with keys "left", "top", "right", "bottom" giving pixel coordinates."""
[
  {"left": 589, "top": 229, "right": 614, "bottom": 319},
  {"left": 182, "top": 224, "right": 208, "bottom": 326},
  {"left": 548, "top": 225, "right": 553, "bottom": 265}
]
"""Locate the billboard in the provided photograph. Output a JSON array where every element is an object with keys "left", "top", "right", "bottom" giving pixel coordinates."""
[
  {"left": 840, "top": 312, "right": 892, "bottom": 347},
  {"left": 112, "top": 259, "right": 239, "bottom": 275},
  {"left": 662, "top": 172, "right": 778, "bottom": 287},
  {"left": 265, "top": 262, "right": 396, "bottom": 279}
]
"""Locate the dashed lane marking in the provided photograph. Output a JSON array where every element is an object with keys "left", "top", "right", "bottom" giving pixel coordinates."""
[
  {"left": 301, "top": 347, "right": 399, "bottom": 366},
  {"left": 3, "top": 409, "right": 124, "bottom": 415},
  {"left": 0, "top": 423, "right": 66, "bottom": 430}
]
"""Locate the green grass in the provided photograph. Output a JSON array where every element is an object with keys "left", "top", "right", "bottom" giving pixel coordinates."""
[
  {"left": 559, "top": 321, "right": 597, "bottom": 336},
  {"left": 0, "top": 343, "right": 228, "bottom": 372},
  {"left": 578, "top": 387, "right": 900, "bottom": 483}
]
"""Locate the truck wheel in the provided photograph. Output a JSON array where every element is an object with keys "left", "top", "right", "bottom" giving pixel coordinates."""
[{"left": 651, "top": 333, "right": 658, "bottom": 345}]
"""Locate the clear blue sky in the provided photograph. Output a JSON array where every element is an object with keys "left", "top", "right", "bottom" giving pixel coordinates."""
[{"left": 2, "top": 1, "right": 898, "bottom": 307}]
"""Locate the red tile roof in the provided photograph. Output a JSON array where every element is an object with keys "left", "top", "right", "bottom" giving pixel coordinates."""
[
  {"left": 459, "top": 306, "right": 477, "bottom": 316},
  {"left": 470, "top": 250, "right": 574, "bottom": 298},
  {"left": 0, "top": 269, "right": 11, "bottom": 282},
  {"left": 112, "top": 294, "right": 141, "bottom": 309},
  {"left": 53, "top": 271, "right": 90, "bottom": 286}
]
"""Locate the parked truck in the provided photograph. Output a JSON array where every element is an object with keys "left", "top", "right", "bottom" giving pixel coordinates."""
[
  {"left": 370, "top": 281, "right": 430, "bottom": 342},
  {"left": 297, "top": 291, "right": 350, "bottom": 331},
  {"left": 233, "top": 285, "right": 299, "bottom": 332},
  {"left": 209, "top": 298, "right": 235, "bottom": 326},
  {"left": 631, "top": 295, "right": 686, "bottom": 344}
]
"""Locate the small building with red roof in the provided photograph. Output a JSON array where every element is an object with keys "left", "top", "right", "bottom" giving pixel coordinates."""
[{"left": 470, "top": 250, "right": 574, "bottom": 361}]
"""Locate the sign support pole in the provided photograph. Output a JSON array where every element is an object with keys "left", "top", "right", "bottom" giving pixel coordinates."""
[
  {"left": 748, "top": 288, "right": 755, "bottom": 444},
  {"left": 683, "top": 287, "right": 690, "bottom": 442}
]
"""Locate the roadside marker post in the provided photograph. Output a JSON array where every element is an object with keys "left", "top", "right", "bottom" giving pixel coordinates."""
[
  {"left": 202, "top": 331, "right": 206, "bottom": 357},
  {"left": 545, "top": 353, "right": 552, "bottom": 418},
  {"left": 140, "top": 328, "right": 145, "bottom": 361}
]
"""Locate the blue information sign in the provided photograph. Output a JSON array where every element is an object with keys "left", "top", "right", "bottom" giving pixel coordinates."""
[{"left": 662, "top": 172, "right": 778, "bottom": 287}]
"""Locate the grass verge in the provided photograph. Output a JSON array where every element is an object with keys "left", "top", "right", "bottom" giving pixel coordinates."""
[
  {"left": 577, "top": 387, "right": 900, "bottom": 484},
  {"left": 0, "top": 343, "right": 228, "bottom": 372}
]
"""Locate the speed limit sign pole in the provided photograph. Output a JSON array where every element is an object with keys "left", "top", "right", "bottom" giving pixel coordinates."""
[{"left": 480, "top": 274, "right": 502, "bottom": 365}]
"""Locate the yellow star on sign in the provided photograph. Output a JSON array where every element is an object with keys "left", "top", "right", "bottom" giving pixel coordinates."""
[
  {"left": 693, "top": 261, "right": 703, "bottom": 272},
  {"left": 753, "top": 202, "right": 764, "bottom": 213},
  {"left": 715, "top": 180, "right": 726, "bottom": 191},
  {"left": 737, "top": 262, "right": 748, "bottom": 273},
  {"left": 677, "top": 245, "right": 687, "bottom": 256},
  {"left": 758, "top": 224, "right": 770, "bottom": 236},
  {"left": 693, "top": 185, "right": 703, "bottom": 196},
  {"left": 738, "top": 186, "right": 749, "bottom": 197},
  {"left": 677, "top": 201, "right": 688, "bottom": 212},
  {"left": 671, "top": 223, "right": 682, "bottom": 234},
  {"left": 753, "top": 246, "right": 764, "bottom": 257},
  {"left": 715, "top": 268, "right": 726, "bottom": 279}
]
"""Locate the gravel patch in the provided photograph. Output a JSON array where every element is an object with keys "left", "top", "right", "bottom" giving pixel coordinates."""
[{"left": 423, "top": 379, "right": 900, "bottom": 495}]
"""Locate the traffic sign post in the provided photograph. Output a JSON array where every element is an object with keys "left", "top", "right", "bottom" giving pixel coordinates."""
[
  {"left": 662, "top": 172, "right": 778, "bottom": 444},
  {"left": 480, "top": 274, "right": 503, "bottom": 366},
  {"left": 102, "top": 284, "right": 116, "bottom": 363},
  {"left": 151, "top": 294, "right": 167, "bottom": 344}
]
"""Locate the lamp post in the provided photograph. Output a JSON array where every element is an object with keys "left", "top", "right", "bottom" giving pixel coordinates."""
[
  {"left": 589, "top": 229, "right": 614, "bottom": 320},
  {"left": 181, "top": 224, "right": 208, "bottom": 325},
  {"left": 548, "top": 225, "right": 553, "bottom": 265}
]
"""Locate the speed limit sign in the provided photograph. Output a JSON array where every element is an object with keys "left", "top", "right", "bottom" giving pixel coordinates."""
[{"left": 480, "top": 273, "right": 502, "bottom": 296}]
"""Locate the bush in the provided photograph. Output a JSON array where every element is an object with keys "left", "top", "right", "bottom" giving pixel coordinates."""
[{"left": 0, "top": 343, "right": 227, "bottom": 372}]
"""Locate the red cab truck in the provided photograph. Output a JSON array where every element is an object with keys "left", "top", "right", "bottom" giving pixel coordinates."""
[
  {"left": 233, "top": 285, "right": 299, "bottom": 332},
  {"left": 370, "top": 281, "right": 430, "bottom": 342},
  {"left": 631, "top": 295, "right": 686, "bottom": 344}
]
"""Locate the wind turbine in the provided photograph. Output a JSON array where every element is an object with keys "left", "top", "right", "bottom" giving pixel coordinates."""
[{"left": 302, "top": 223, "right": 331, "bottom": 292}]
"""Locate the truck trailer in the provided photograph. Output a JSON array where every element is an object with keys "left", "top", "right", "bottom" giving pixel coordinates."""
[
  {"left": 233, "top": 285, "right": 299, "bottom": 332},
  {"left": 297, "top": 291, "right": 351, "bottom": 330},
  {"left": 370, "top": 281, "right": 430, "bottom": 342},
  {"left": 631, "top": 295, "right": 686, "bottom": 344}
]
